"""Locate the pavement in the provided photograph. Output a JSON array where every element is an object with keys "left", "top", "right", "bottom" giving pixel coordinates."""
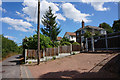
[
  {"left": 1, "top": 54, "right": 32, "bottom": 80},
  {"left": 1, "top": 53, "right": 120, "bottom": 79},
  {"left": 27, "top": 53, "right": 120, "bottom": 78}
]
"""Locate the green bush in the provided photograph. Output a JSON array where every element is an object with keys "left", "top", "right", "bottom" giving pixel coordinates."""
[
  {"left": 72, "top": 42, "right": 80, "bottom": 45},
  {"left": 22, "top": 34, "right": 53, "bottom": 50},
  {"left": 72, "top": 52, "right": 75, "bottom": 55},
  {"left": 53, "top": 41, "right": 60, "bottom": 47},
  {"left": 28, "top": 61, "right": 32, "bottom": 64},
  {"left": 61, "top": 41, "right": 71, "bottom": 46},
  {"left": 52, "top": 56, "right": 56, "bottom": 60}
]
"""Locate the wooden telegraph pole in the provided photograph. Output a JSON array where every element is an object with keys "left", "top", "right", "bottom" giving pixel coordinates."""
[{"left": 37, "top": 0, "right": 40, "bottom": 65}]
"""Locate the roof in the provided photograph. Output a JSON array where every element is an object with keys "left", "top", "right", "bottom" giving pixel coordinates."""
[
  {"left": 64, "top": 32, "right": 76, "bottom": 36},
  {"left": 76, "top": 25, "right": 105, "bottom": 32},
  {"left": 57, "top": 37, "right": 62, "bottom": 41}
]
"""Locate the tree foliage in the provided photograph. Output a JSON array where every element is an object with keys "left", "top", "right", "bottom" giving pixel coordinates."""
[
  {"left": 41, "top": 6, "right": 61, "bottom": 41},
  {"left": 61, "top": 41, "right": 71, "bottom": 46},
  {"left": 22, "top": 34, "right": 53, "bottom": 50},
  {"left": 99, "top": 22, "right": 113, "bottom": 33},
  {"left": 1, "top": 35, "right": 21, "bottom": 58},
  {"left": 94, "top": 31, "right": 101, "bottom": 37},
  {"left": 72, "top": 42, "right": 80, "bottom": 45},
  {"left": 60, "top": 37, "right": 70, "bottom": 43},
  {"left": 83, "top": 31, "right": 92, "bottom": 38},
  {"left": 60, "top": 37, "right": 71, "bottom": 46},
  {"left": 112, "top": 19, "right": 120, "bottom": 32}
]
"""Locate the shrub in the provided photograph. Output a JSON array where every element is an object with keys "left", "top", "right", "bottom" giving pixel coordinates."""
[
  {"left": 72, "top": 42, "right": 80, "bottom": 45},
  {"left": 53, "top": 41, "right": 60, "bottom": 47},
  {"left": 26, "top": 56, "right": 28, "bottom": 60},
  {"left": 72, "top": 52, "right": 75, "bottom": 55},
  {"left": 52, "top": 56, "right": 56, "bottom": 60},
  {"left": 28, "top": 61, "right": 32, "bottom": 64},
  {"left": 61, "top": 41, "right": 71, "bottom": 46}
]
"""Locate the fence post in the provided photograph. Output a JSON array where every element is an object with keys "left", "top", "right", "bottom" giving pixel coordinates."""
[
  {"left": 58, "top": 46, "right": 59, "bottom": 55},
  {"left": 46, "top": 48, "right": 48, "bottom": 61},
  {"left": 54, "top": 47, "right": 55, "bottom": 56},
  {"left": 43, "top": 49, "right": 45, "bottom": 58},
  {"left": 25, "top": 49, "right": 27, "bottom": 63},
  {"left": 105, "top": 35, "right": 108, "bottom": 50},
  {"left": 86, "top": 38, "right": 88, "bottom": 51},
  {"left": 91, "top": 36, "right": 95, "bottom": 52},
  {"left": 70, "top": 44, "right": 72, "bottom": 54}
]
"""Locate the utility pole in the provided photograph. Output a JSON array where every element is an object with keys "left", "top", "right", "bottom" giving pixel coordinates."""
[{"left": 37, "top": 0, "right": 40, "bottom": 65}]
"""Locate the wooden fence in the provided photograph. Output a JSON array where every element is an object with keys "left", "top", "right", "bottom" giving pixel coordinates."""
[
  {"left": 72, "top": 45, "right": 81, "bottom": 51},
  {"left": 25, "top": 44, "right": 81, "bottom": 59},
  {"left": 87, "top": 32, "right": 120, "bottom": 51},
  {"left": 59, "top": 45, "right": 71, "bottom": 53}
]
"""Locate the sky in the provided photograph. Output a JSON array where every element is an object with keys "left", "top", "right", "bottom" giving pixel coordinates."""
[{"left": 0, "top": 0, "right": 119, "bottom": 45}]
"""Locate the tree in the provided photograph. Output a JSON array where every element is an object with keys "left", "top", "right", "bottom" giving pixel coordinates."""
[
  {"left": 112, "top": 19, "right": 120, "bottom": 32},
  {"left": 60, "top": 37, "right": 71, "bottom": 46},
  {"left": 94, "top": 31, "right": 101, "bottom": 37},
  {"left": 41, "top": 6, "right": 61, "bottom": 42},
  {"left": 99, "top": 23, "right": 113, "bottom": 33},
  {"left": 83, "top": 31, "right": 92, "bottom": 38},
  {"left": 1, "top": 35, "right": 20, "bottom": 58},
  {"left": 60, "top": 37, "right": 70, "bottom": 43},
  {"left": 22, "top": 34, "right": 53, "bottom": 50}
]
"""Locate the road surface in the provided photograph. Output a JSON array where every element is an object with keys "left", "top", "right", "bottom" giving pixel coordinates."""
[{"left": 2, "top": 54, "right": 22, "bottom": 79}]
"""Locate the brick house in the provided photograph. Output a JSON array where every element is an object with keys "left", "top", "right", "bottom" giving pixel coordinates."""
[
  {"left": 64, "top": 32, "right": 76, "bottom": 42},
  {"left": 75, "top": 20, "right": 107, "bottom": 44}
]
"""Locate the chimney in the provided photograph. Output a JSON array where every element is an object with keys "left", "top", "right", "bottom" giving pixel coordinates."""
[
  {"left": 82, "top": 20, "right": 84, "bottom": 28},
  {"left": 99, "top": 24, "right": 102, "bottom": 28}
]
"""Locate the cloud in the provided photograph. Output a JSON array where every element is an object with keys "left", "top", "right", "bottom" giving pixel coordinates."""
[
  {"left": 0, "top": 17, "right": 35, "bottom": 32},
  {"left": 62, "top": 3, "right": 92, "bottom": 23},
  {"left": 55, "top": 13, "right": 66, "bottom": 21},
  {"left": 8, "top": 27, "right": 12, "bottom": 30},
  {"left": 90, "top": 2, "right": 110, "bottom": 11},
  {"left": 4, "top": 35, "right": 16, "bottom": 39},
  {"left": 0, "top": 0, "right": 1, "bottom": 6},
  {"left": 22, "top": 0, "right": 66, "bottom": 24},
  {"left": 4, "top": 35, "right": 17, "bottom": 42},
  {"left": 0, "top": 0, "right": 6, "bottom": 12},
  {"left": 20, "top": 34, "right": 23, "bottom": 36},
  {"left": 81, "top": 0, "right": 119, "bottom": 11},
  {"left": 0, "top": 7, "right": 6, "bottom": 12},
  {"left": 16, "top": 11, "right": 25, "bottom": 17},
  {"left": 81, "top": 0, "right": 120, "bottom": 2}
]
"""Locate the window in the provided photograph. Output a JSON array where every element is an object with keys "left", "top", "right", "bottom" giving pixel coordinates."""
[
  {"left": 77, "top": 38, "right": 79, "bottom": 41},
  {"left": 77, "top": 32, "right": 79, "bottom": 36},
  {"left": 101, "top": 30, "right": 103, "bottom": 34},
  {"left": 71, "top": 36, "right": 73, "bottom": 39},
  {"left": 81, "top": 30, "right": 85, "bottom": 34}
]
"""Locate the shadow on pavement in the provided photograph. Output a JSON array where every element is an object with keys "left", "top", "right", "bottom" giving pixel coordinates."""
[
  {"left": 7, "top": 55, "right": 23, "bottom": 65},
  {"left": 39, "top": 54, "right": 120, "bottom": 79},
  {"left": 8, "top": 60, "right": 21, "bottom": 65}
]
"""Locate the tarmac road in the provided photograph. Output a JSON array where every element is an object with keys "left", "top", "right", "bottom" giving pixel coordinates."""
[{"left": 2, "top": 54, "right": 22, "bottom": 79}]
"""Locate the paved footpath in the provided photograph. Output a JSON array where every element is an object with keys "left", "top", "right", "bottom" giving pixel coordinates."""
[
  {"left": 1, "top": 54, "right": 32, "bottom": 80},
  {"left": 27, "top": 53, "right": 120, "bottom": 78}
]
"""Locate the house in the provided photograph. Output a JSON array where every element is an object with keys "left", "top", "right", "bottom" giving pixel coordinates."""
[
  {"left": 64, "top": 32, "right": 76, "bottom": 42},
  {"left": 75, "top": 20, "right": 107, "bottom": 44},
  {"left": 57, "top": 37, "right": 62, "bottom": 42}
]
